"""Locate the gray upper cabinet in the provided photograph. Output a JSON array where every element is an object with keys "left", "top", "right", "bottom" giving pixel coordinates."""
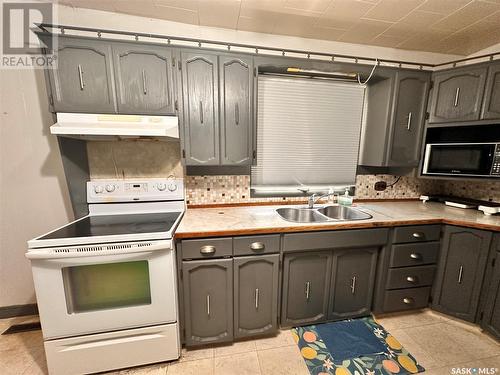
[
  {"left": 182, "top": 259, "right": 233, "bottom": 346},
  {"left": 234, "top": 254, "right": 279, "bottom": 338},
  {"left": 387, "top": 71, "right": 430, "bottom": 167},
  {"left": 432, "top": 226, "right": 492, "bottom": 322},
  {"left": 429, "top": 66, "right": 487, "bottom": 123},
  {"left": 46, "top": 36, "right": 116, "bottom": 113},
  {"left": 181, "top": 51, "right": 220, "bottom": 165},
  {"left": 219, "top": 55, "right": 254, "bottom": 165},
  {"left": 112, "top": 43, "right": 175, "bottom": 115},
  {"left": 329, "top": 248, "right": 378, "bottom": 320},
  {"left": 281, "top": 251, "right": 332, "bottom": 327},
  {"left": 481, "top": 62, "right": 500, "bottom": 120}
]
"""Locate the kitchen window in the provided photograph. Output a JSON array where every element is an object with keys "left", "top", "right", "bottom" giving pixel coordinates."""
[{"left": 251, "top": 75, "right": 366, "bottom": 196}]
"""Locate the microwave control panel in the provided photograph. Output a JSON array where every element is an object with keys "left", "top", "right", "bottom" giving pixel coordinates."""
[{"left": 492, "top": 144, "right": 500, "bottom": 176}]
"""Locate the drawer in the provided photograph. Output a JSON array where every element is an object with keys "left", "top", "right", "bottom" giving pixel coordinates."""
[
  {"left": 393, "top": 225, "right": 441, "bottom": 244},
  {"left": 181, "top": 238, "right": 232, "bottom": 260},
  {"left": 386, "top": 265, "right": 436, "bottom": 290},
  {"left": 383, "top": 287, "right": 431, "bottom": 312},
  {"left": 390, "top": 242, "right": 440, "bottom": 267},
  {"left": 233, "top": 234, "right": 280, "bottom": 256}
]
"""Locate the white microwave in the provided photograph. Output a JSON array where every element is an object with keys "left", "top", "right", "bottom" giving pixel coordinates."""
[{"left": 422, "top": 142, "right": 500, "bottom": 178}]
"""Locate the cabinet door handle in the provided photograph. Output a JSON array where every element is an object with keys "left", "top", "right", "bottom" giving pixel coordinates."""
[
  {"left": 403, "top": 297, "right": 414, "bottom": 305},
  {"left": 235, "top": 103, "right": 239, "bottom": 125},
  {"left": 458, "top": 265, "right": 464, "bottom": 284},
  {"left": 454, "top": 87, "right": 460, "bottom": 107},
  {"left": 412, "top": 232, "right": 424, "bottom": 239},
  {"left": 410, "top": 253, "right": 422, "bottom": 260},
  {"left": 406, "top": 112, "right": 412, "bottom": 131},
  {"left": 305, "top": 281, "right": 311, "bottom": 301},
  {"left": 77, "top": 64, "right": 85, "bottom": 90},
  {"left": 255, "top": 288, "right": 259, "bottom": 309},
  {"left": 406, "top": 276, "right": 418, "bottom": 283},
  {"left": 200, "top": 245, "right": 216, "bottom": 254},
  {"left": 206, "top": 295, "right": 210, "bottom": 316},
  {"left": 142, "top": 70, "right": 147, "bottom": 95},
  {"left": 350, "top": 276, "right": 356, "bottom": 294},
  {"left": 249, "top": 242, "right": 265, "bottom": 251},
  {"left": 199, "top": 101, "right": 204, "bottom": 124}
]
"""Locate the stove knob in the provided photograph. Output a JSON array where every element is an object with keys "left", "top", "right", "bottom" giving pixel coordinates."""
[
  {"left": 105, "top": 184, "right": 116, "bottom": 193},
  {"left": 157, "top": 183, "right": 167, "bottom": 191},
  {"left": 94, "top": 185, "right": 104, "bottom": 194},
  {"left": 168, "top": 183, "right": 177, "bottom": 192}
]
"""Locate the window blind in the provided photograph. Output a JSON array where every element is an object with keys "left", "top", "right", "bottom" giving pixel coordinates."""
[{"left": 251, "top": 75, "right": 366, "bottom": 194}]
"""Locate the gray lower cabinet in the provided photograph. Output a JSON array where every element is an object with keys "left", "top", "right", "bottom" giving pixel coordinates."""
[
  {"left": 182, "top": 258, "right": 233, "bottom": 346},
  {"left": 219, "top": 55, "right": 254, "bottom": 165},
  {"left": 44, "top": 36, "right": 116, "bottom": 113},
  {"left": 329, "top": 248, "right": 378, "bottom": 320},
  {"left": 281, "top": 251, "right": 332, "bottom": 327},
  {"left": 432, "top": 226, "right": 492, "bottom": 322},
  {"left": 481, "top": 250, "right": 500, "bottom": 339},
  {"left": 234, "top": 254, "right": 279, "bottom": 338},
  {"left": 181, "top": 51, "right": 220, "bottom": 165},
  {"left": 112, "top": 43, "right": 175, "bottom": 114},
  {"left": 482, "top": 62, "right": 500, "bottom": 120},
  {"left": 387, "top": 70, "right": 430, "bottom": 167},
  {"left": 429, "top": 66, "right": 488, "bottom": 123}
]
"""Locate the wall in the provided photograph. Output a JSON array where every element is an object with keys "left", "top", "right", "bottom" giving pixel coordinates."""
[{"left": 0, "top": 68, "right": 72, "bottom": 309}]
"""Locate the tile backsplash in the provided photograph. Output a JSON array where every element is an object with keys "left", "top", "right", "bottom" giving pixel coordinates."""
[{"left": 86, "top": 141, "right": 500, "bottom": 206}]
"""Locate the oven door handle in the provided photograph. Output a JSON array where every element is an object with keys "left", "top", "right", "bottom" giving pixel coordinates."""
[{"left": 25, "top": 242, "right": 171, "bottom": 260}]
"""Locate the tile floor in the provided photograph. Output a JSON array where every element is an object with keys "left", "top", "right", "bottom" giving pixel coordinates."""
[{"left": 1, "top": 310, "right": 499, "bottom": 375}]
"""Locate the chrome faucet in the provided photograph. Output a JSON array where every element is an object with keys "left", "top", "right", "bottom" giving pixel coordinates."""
[{"left": 307, "top": 192, "right": 338, "bottom": 209}]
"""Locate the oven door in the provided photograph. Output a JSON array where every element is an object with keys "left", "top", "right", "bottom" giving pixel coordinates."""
[
  {"left": 422, "top": 143, "right": 496, "bottom": 177},
  {"left": 28, "top": 241, "right": 177, "bottom": 340}
]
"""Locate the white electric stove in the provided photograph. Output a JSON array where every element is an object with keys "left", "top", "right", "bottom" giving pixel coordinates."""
[{"left": 27, "top": 178, "right": 184, "bottom": 375}]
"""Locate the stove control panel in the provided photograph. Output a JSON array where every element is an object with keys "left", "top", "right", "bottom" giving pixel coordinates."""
[{"left": 87, "top": 178, "right": 184, "bottom": 203}]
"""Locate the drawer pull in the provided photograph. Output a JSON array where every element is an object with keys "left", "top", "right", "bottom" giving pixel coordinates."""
[
  {"left": 351, "top": 276, "right": 356, "bottom": 294},
  {"left": 403, "top": 297, "right": 414, "bottom": 305},
  {"left": 305, "top": 281, "right": 311, "bottom": 301},
  {"left": 255, "top": 288, "right": 259, "bottom": 309},
  {"left": 458, "top": 265, "right": 463, "bottom": 284},
  {"left": 406, "top": 276, "right": 418, "bottom": 283},
  {"left": 200, "top": 245, "right": 216, "bottom": 255},
  {"left": 249, "top": 242, "right": 265, "bottom": 251},
  {"left": 410, "top": 253, "right": 422, "bottom": 260},
  {"left": 412, "top": 232, "right": 424, "bottom": 239},
  {"left": 206, "top": 295, "right": 211, "bottom": 316}
]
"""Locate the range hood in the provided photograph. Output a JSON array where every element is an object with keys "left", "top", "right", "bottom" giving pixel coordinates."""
[{"left": 50, "top": 113, "right": 179, "bottom": 140}]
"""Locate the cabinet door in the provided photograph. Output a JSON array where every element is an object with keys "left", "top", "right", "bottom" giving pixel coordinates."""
[
  {"left": 234, "top": 254, "right": 279, "bottom": 338},
  {"left": 181, "top": 51, "right": 219, "bottom": 165},
  {"left": 46, "top": 36, "right": 116, "bottom": 113},
  {"left": 182, "top": 259, "right": 233, "bottom": 346},
  {"left": 481, "top": 62, "right": 500, "bottom": 120},
  {"left": 113, "top": 43, "right": 175, "bottom": 114},
  {"left": 329, "top": 248, "right": 378, "bottom": 320},
  {"left": 387, "top": 71, "right": 430, "bottom": 167},
  {"left": 429, "top": 67, "right": 487, "bottom": 123},
  {"left": 219, "top": 55, "right": 253, "bottom": 165},
  {"left": 281, "top": 251, "right": 332, "bottom": 327},
  {"left": 481, "top": 251, "right": 500, "bottom": 339},
  {"left": 433, "top": 226, "right": 491, "bottom": 322}
]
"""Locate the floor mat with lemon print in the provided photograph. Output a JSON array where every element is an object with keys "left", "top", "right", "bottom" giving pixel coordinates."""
[{"left": 292, "top": 316, "right": 424, "bottom": 375}]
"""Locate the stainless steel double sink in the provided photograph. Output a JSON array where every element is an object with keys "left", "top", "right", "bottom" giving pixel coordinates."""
[{"left": 276, "top": 205, "right": 372, "bottom": 223}]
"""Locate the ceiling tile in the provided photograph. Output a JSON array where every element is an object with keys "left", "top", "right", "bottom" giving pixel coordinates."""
[
  {"left": 398, "top": 10, "right": 445, "bottom": 27},
  {"left": 112, "top": 0, "right": 159, "bottom": 18},
  {"left": 396, "top": 28, "right": 454, "bottom": 52},
  {"left": 302, "top": 25, "right": 348, "bottom": 40},
  {"left": 237, "top": 13, "right": 275, "bottom": 33},
  {"left": 154, "top": 0, "right": 198, "bottom": 11},
  {"left": 363, "top": 0, "right": 425, "bottom": 22},
  {"left": 371, "top": 34, "right": 410, "bottom": 47},
  {"left": 440, "top": 19, "right": 500, "bottom": 54},
  {"left": 240, "top": 0, "right": 286, "bottom": 13},
  {"left": 317, "top": 0, "right": 375, "bottom": 29},
  {"left": 272, "top": 13, "right": 319, "bottom": 36},
  {"left": 431, "top": 0, "right": 500, "bottom": 31},
  {"left": 338, "top": 19, "right": 393, "bottom": 43},
  {"left": 416, "top": 0, "right": 471, "bottom": 14},
  {"left": 283, "top": 0, "right": 333, "bottom": 13},
  {"left": 198, "top": 0, "right": 241, "bottom": 29},
  {"left": 69, "top": 0, "right": 116, "bottom": 12},
  {"left": 155, "top": 5, "right": 199, "bottom": 25}
]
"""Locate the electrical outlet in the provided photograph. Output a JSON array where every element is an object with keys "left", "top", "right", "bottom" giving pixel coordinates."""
[{"left": 374, "top": 181, "right": 387, "bottom": 191}]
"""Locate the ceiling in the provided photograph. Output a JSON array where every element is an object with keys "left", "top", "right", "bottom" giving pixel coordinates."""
[{"left": 56, "top": 0, "right": 500, "bottom": 56}]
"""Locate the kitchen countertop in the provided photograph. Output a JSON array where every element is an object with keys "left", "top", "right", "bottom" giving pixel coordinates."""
[{"left": 175, "top": 201, "right": 500, "bottom": 239}]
